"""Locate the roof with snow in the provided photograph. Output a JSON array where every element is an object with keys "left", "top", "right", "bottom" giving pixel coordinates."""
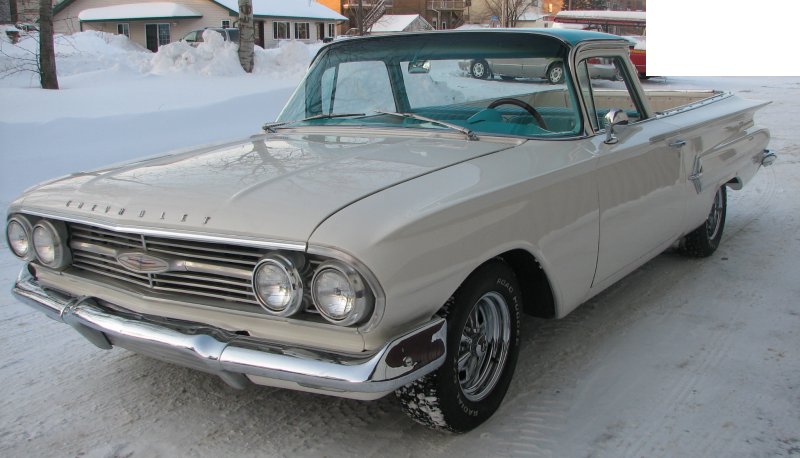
[
  {"left": 58, "top": 0, "right": 346, "bottom": 22},
  {"left": 78, "top": 3, "right": 202, "bottom": 21},
  {"left": 518, "top": 12, "right": 548, "bottom": 22},
  {"left": 370, "top": 14, "right": 431, "bottom": 33},
  {"left": 555, "top": 10, "right": 645, "bottom": 24},
  {"left": 455, "top": 23, "right": 490, "bottom": 30},
  {"left": 213, "top": 0, "right": 346, "bottom": 21}
]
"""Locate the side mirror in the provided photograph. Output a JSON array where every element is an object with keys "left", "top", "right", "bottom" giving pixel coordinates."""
[
  {"left": 604, "top": 108, "right": 629, "bottom": 144},
  {"left": 408, "top": 60, "right": 431, "bottom": 74}
]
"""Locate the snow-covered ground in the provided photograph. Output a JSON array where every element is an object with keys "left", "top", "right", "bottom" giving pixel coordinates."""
[{"left": 1, "top": 32, "right": 798, "bottom": 457}]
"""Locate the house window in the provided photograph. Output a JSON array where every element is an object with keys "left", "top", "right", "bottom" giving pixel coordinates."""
[
  {"left": 327, "top": 23, "right": 335, "bottom": 37},
  {"left": 273, "top": 21, "right": 290, "bottom": 39},
  {"left": 157, "top": 23, "right": 170, "bottom": 46},
  {"left": 145, "top": 23, "right": 171, "bottom": 51},
  {"left": 295, "top": 22, "right": 310, "bottom": 40},
  {"left": 441, "top": 21, "right": 447, "bottom": 30},
  {"left": 117, "top": 23, "right": 129, "bottom": 37},
  {"left": 221, "top": 20, "right": 231, "bottom": 28}
]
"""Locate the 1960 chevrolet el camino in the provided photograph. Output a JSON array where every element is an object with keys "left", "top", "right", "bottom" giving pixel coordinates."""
[{"left": 6, "top": 30, "right": 775, "bottom": 432}]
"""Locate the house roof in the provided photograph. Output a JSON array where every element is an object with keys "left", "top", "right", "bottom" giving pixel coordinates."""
[
  {"left": 370, "top": 14, "right": 427, "bottom": 33},
  {"left": 213, "top": 0, "right": 346, "bottom": 21},
  {"left": 55, "top": 0, "right": 347, "bottom": 22},
  {"left": 555, "top": 10, "right": 646, "bottom": 24},
  {"left": 78, "top": 2, "right": 202, "bottom": 21},
  {"left": 518, "top": 11, "right": 547, "bottom": 22}
]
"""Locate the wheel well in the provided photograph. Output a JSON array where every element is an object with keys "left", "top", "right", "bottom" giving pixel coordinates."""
[
  {"left": 726, "top": 177, "right": 743, "bottom": 190},
  {"left": 497, "top": 249, "right": 556, "bottom": 319}
]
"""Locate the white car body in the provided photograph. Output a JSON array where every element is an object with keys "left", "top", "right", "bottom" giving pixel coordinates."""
[{"left": 6, "top": 29, "right": 773, "bottom": 431}]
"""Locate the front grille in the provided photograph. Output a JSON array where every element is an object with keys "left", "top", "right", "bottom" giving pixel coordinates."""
[{"left": 68, "top": 223, "right": 266, "bottom": 309}]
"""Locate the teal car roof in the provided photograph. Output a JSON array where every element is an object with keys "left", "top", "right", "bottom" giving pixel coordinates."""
[{"left": 506, "top": 28, "right": 626, "bottom": 46}]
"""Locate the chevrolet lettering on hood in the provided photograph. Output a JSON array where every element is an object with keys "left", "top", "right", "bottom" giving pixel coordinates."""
[
  {"left": 5, "top": 30, "right": 774, "bottom": 433},
  {"left": 65, "top": 200, "right": 211, "bottom": 225}
]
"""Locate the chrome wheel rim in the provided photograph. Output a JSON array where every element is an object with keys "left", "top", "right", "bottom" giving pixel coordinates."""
[
  {"left": 706, "top": 188, "right": 724, "bottom": 240},
  {"left": 472, "top": 62, "right": 485, "bottom": 78},
  {"left": 549, "top": 65, "right": 563, "bottom": 83},
  {"left": 457, "top": 291, "right": 511, "bottom": 402}
]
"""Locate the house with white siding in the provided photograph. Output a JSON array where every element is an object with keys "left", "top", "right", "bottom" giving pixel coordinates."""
[{"left": 53, "top": 0, "right": 346, "bottom": 51}]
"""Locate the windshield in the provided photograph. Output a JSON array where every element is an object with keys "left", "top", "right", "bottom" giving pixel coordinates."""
[{"left": 276, "top": 32, "right": 583, "bottom": 139}]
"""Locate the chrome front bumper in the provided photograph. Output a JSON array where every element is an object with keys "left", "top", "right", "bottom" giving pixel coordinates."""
[{"left": 12, "top": 268, "right": 446, "bottom": 400}]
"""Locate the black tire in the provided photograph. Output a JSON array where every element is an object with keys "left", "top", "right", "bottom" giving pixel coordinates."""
[
  {"left": 681, "top": 186, "right": 727, "bottom": 257},
  {"left": 396, "top": 261, "right": 521, "bottom": 432},
  {"left": 471, "top": 59, "right": 491, "bottom": 80},
  {"left": 546, "top": 63, "right": 564, "bottom": 84}
]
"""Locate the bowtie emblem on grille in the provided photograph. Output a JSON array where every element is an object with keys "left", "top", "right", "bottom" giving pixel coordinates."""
[{"left": 117, "top": 252, "right": 170, "bottom": 273}]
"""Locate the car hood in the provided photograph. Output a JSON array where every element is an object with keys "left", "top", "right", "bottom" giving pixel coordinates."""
[{"left": 15, "top": 132, "right": 517, "bottom": 244}]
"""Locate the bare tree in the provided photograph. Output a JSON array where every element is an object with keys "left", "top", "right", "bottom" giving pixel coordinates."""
[
  {"left": 39, "top": 0, "right": 58, "bottom": 89},
  {"left": 237, "top": 0, "right": 254, "bottom": 73},
  {"left": 485, "top": 0, "right": 530, "bottom": 28}
]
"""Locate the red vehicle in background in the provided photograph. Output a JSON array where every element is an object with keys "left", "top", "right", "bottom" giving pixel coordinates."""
[
  {"left": 553, "top": 10, "right": 648, "bottom": 78},
  {"left": 623, "top": 35, "right": 647, "bottom": 78}
]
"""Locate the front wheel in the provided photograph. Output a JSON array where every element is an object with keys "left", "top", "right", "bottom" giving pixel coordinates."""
[
  {"left": 396, "top": 261, "right": 521, "bottom": 432},
  {"left": 681, "top": 186, "right": 727, "bottom": 257},
  {"left": 546, "top": 63, "right": 564, "bottom": 84}
]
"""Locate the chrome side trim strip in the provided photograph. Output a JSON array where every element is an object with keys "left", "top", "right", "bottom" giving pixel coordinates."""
[{"left": 12, "top": 270, "right": 445, "bottom": 399}]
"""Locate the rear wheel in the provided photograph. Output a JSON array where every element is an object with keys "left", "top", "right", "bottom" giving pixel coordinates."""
[
  {"left": 470, "top": 59, "right": 491, "bottom": 79},
  {"left": 396, "top": 261, "right": 521, "bottom": 432},
  {"left": 681, "top": 186, "right": 727, "bottom": 257}
]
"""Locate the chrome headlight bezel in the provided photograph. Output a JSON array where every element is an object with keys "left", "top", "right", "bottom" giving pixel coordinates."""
[
  {"left": 6, "top": 215, "right": 35, "bottom": 260},
  {"left": 311, "top": 260, "right": 374, "bottom": 326},
  {"left": 252, "top": 254, "right": 304, "bottom": 317},
  {"left": 31, "top": 219, "right": 72, "bottom": 270}
]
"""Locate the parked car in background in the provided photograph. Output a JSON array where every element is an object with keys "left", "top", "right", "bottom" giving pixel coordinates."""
[
  {"left": 464, "top": 57, "right": 566, "bottom": 83},
  {"left": 180, "top": 28, "right": 239, "bottom": 45},
  {"left": 7, "top": 29, "right": 774, "bottom": 434},
  {"left": 463, "top": 56, "right": 621, "bottom": 83},
  {"left": 15, "top": 22, "right": 38, "bottom": 32}
]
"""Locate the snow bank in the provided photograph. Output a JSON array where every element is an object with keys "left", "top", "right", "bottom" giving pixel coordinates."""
[
  {"left": 254, "top": 40, "right": 321, "bottom": 77},
  {"left": 151, "top": 30, "right": 243, "bottom": 76},
  {"left": 0, "top": 30, "right": 321, "bottom": 87}
]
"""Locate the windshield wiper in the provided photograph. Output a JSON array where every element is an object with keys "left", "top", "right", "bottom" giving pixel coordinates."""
[
  {"left": 375, "top": 110, "right": 479, "bottom": 141},
  {"left": 262, "top": 113, "right": 366, "bottom": 133}
]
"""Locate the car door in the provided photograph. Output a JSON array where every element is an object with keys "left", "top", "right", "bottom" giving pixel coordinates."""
[
  {"left": 576, "top": 54, "right": 687, "bottom": 288},
  {"left": 520, "top": 57, "right": 552, "bottom": 79},
  {"left": 489, "top": 58, "right": 522, "bottom": 78}
]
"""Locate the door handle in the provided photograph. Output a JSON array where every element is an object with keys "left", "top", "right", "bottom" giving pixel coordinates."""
[{"left": 669, "top": 139, "right": 687, "bottom": 149}]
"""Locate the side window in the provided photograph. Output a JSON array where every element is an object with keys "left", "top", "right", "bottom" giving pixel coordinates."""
[{"left": 578, "top": 55, "right": 644, "bottom": 131}]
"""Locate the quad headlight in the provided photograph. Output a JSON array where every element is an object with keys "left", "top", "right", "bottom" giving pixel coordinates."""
[
  {"left": 31, "top": 219, "right": 71, "bottom": 269},
  {"left": 253, "top": 255, "right": 304, "bottom": 316},
  {"left": 6, "top": 215, "right": 35, "bottom": 260},
  {"left": 252, "top": 253, "right": 376, "bottom": 326},
  {"left": 311, "top": 260, "right": 373, "bottom": 326}
]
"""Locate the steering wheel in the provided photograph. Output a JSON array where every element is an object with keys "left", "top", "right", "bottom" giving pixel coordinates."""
[{"left": 487, "top": 98, "right": 548, "bottom": 130}]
